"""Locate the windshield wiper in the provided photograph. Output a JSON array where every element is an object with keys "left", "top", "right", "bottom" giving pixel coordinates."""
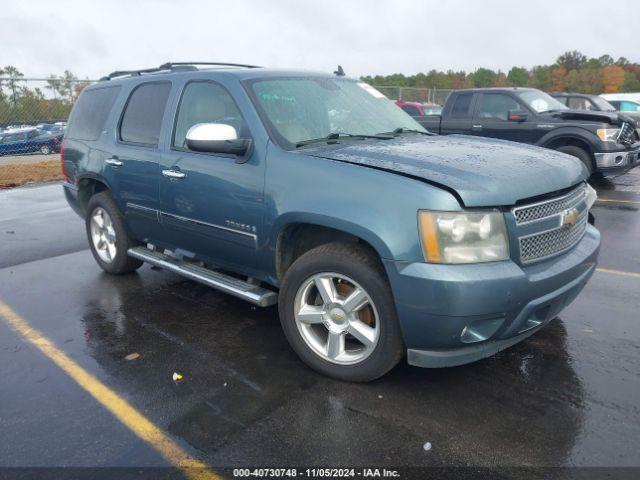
[
  {"left": 295, "top": 132, "right": 393, "bottom": 148},
  {"left": 383, "top": 127, "right": 435, "bottom": 136}
]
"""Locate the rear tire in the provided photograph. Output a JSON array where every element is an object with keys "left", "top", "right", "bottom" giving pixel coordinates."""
[
  {"left": 39, "top": 145, "right": 51, "bottom": 155},
  {"left": 278, "top": 242, "right": 404, "bottom": 382},
  {"left": 556, "top": 145, "right": 594, "bottom": 175},
  {"left": 85, "top": 191, "right": 143, "bottom": 274}
]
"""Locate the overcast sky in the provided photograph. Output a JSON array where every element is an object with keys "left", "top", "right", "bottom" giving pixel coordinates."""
[{"left": 2, "top": 0, "right": 638, "bottom": 80}]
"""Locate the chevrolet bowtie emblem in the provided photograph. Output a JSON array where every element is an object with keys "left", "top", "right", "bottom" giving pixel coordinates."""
[{"left": 562, "top": 208, "right": 579, "bottom": 226}]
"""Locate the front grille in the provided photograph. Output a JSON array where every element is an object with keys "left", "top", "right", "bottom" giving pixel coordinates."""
[
  {"left": 513, "top": 184, "right": 586, "bottom": 224},
  {"left": 519, "top": 212, "right": 588, "bottom": 263},
  {"left": 512, "top": 183, "right": 588, "bottom": 264},
  {"left": 618, "top": 122, "right": 636, "bottom": 146}
]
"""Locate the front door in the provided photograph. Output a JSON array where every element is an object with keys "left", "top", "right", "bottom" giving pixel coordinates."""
[
  {"left": 159, "top": 80, "right": 265, "bottom": 273},
  {"left": 472, "top": 93, "right": 531, "bottom": 143}
]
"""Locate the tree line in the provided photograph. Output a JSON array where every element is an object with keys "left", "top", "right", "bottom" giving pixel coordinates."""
[
  {"left": 361, "top": 51, "right": 640, "bottom": 95},
  {"left": 2, "top": 51, "right": 640, "bottom": 125}
]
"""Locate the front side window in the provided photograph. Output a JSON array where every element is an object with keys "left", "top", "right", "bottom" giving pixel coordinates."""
[
  {"left": 120, "top": 82, "right": 171, "bottom": 146},
  {"left": 567, "top": 97, "right": 593, "bottom": 110},
  {"left": 248, "top": 78, "right": 424, "bottom": 147},
  {"left": 477, "top": 94, "right": 522, "bottom": 120},
  {"left": 173, "top": 82, "right": 246, "bottom": 149}
]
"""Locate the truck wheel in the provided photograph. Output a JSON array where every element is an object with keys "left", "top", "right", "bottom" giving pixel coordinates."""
[
  {"left": 556, "top": 145, "right": 593, "bottom": 175},
  {"left": 39, "top": 145, "right": 51, "bottom": 155},
  {"left": 279, "top": 242, "right": 403, "bottom": 382},
  {"left": 85, "top": 191, "right": 143, "bottom": 274}
]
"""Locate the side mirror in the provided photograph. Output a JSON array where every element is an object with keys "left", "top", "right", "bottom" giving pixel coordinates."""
[
  {"left": 508, "top": 110, "right": 528, "bottom": 122},
  {"left": 186, "top": 123, "right": 252, "bottom": 159}
]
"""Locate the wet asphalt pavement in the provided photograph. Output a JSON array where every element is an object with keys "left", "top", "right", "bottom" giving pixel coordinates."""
[{"left": 0, "top": 173, "right": 639, "bottom": 478}]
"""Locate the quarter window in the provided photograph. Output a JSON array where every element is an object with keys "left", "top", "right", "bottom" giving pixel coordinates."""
[
  {"left": 120, "top": 82, "right": 171, "bottom": 146},
  {"left": 173, "top": 82, "right": 246, "bottom": 149},
  {"left": 67, "top": 86, "right": 121, "bottom": 141},
  {"left": 477, "top": 94, "right": 521, "bottom": 121}
]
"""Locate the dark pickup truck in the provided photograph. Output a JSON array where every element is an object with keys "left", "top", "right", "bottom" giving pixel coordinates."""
[{"left": 418, "top": 87, "right": 640, "bottom": 175}]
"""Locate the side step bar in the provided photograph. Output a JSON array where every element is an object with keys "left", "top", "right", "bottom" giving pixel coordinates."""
[{"left": 127, "top": 246, "right": 278, "bottom": 307}]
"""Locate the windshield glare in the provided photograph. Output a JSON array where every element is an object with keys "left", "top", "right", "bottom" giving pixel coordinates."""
[
  {"left": 249, "top": 78, "right": 425, "bottom": 147},
  {"left": 517, "top": 90, "right": 568, "bottom": 113}
]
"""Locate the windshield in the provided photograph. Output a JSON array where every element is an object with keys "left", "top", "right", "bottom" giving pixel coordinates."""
[
  {"left": 591, "top": 96, "right": 616, "bottom": 111},
  {"left": 516, "top": 90, "right": 568, "bottom": 113},
  {"left": 248, "top": 77, "right": 425, "bottom": 148}
]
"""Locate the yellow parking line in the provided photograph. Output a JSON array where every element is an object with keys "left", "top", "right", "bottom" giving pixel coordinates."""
[
  {"left": 596, "top": 267, "right": 640, "bottom": 279},
  {"left": 596, "top": 198, "right": 640, "bottom": 205},
  {"left": 0, "top": 301, "right": 220, "bottom": 480}
]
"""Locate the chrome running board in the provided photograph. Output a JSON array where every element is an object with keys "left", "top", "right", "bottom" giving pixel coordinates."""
[{"left": 127, "top": 246, "right": 277, "bottom": 307}]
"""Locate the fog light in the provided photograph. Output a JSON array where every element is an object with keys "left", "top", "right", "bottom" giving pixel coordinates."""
[{"left": 460, "top": 316, "right": 505, "bottom": 343}]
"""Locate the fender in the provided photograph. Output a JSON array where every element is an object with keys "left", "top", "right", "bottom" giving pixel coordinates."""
[
  {"left": 537, "top": 126, "right": 597, "bottom": 151},
  {"left": 269, "top": 211, "right": 393, "bottom": 261}
]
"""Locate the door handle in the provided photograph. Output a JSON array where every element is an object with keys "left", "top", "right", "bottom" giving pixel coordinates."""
[
  {"left": 162, "top": 169, "right": 186, "bottom": 179},
  {"left": 105, "top": 157, "right": 123, "bottom": 167},
  {"left": 472, "top": 124, "right": 483, "bottom": 130}
]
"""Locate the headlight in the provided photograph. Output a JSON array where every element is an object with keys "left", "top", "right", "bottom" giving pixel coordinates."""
[
  {"left": 419, "top": 210, "right": 509, "bottom": 264},
  {"left": 596, "top": 128, "right": 621, "bottom": 142},
  {"left": 585, "top": 183, "right": 597, "bottom": 210}
]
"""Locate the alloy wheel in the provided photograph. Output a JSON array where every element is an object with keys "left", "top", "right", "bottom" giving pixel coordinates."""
[{"left": 293, "top": 273, "right": 380, "bottom": 365}]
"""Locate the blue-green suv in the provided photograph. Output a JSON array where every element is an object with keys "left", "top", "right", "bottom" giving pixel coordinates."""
[{"left": 62, "top": 63, "right": 600, "bottom": 381}]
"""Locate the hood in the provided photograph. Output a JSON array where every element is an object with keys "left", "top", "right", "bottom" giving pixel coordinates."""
[
  {"left": 546, "top": 109, "right": 634, "bottom": 126},
  {"left": 303, "top": 135, "right": 586, "bottom": 207}
]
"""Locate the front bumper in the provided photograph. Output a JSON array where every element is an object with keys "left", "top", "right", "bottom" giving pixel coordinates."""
[
  {"left": 383, "top": 225, "right": 600, "bottom": 368},
  {"left": 595, "top": 143, "right": 640, "bottom": 172}
]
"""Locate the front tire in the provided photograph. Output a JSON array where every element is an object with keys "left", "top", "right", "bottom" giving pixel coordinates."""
[
  {"left": 556, "top": 145, "right": 594, "bottom": 175},
  {"left": 279, "top": 242, "right": 403, "bottom": 382},
  {"left": 85, "top": 191, "right": 143, "bottom": 274},
  {"left": 39, "top": 145, "right": 51, "bottom": 155}
]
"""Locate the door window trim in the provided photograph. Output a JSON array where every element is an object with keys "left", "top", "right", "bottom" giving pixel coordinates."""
[
  {"left": 170, "top": 79, "right": 251, "bottom": 158},
  {"left": 117, "top": 80, "right": 172, "bottom": 148}
]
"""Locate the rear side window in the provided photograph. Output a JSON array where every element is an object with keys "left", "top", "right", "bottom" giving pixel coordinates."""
[
  {"left": 66, "top": 86, "right": 121, "bottom": 141},
  {"left": 450, "top": 94, "right": 472, "bottom": 118},
  {"left": 119, "top": 82, "right": 171, "bottom": 146}
]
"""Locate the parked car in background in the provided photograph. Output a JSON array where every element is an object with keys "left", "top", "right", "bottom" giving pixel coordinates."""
[
  {"left": 600, "top": 93, "right": 640, "bottom": 113},
  {"left": 551, "top": 92, "right": 640, "bottom": 123},
  {"left": 0, "top": 128, "right": 61, "bottom": 156},
  {"left": 62, "top": 63, "right": 599, "bottom": 381},
  {"left": 395, "top": 100, "right": 442, "bottom": 127},
  {"left": 422, "top": 88, "right": 639, "bottom": 176},
  {"left": 37, "top": 123, "right": 66, "bottom": 139}
]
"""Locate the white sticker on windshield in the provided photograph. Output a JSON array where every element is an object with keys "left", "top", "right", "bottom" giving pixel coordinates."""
[{"left": 357, "top": 82, "right": 386, "bottom": 98}]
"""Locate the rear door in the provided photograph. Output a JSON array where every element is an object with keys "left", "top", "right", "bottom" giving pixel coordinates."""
[
  {"left": 440, "top": 92, "right": 474, "bottom": 134},
  {"left": 472, "top": 93, "right": 531, "bottom": 143},
  {"left": 108, "top": 81, "right": 172, "bottom": 242}
]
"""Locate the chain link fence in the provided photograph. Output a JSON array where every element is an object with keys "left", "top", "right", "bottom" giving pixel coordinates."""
[
  {"left": 375, "top": 86, "right": 452, "bottom": 105},
  {"left": 0, "top": 77, "right": 94, "bottom": 188}
]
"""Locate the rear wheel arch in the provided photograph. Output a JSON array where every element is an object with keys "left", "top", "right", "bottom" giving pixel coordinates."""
[{"left": 77, "top": 177, "right": 111, "bottom": 216}]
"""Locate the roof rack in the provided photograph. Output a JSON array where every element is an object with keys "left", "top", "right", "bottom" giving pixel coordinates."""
[{"left": 99, "top": 62, "right": 262, "bottom": 81}]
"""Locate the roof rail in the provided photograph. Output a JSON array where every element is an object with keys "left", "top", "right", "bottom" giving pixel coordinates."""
[{"left": 99, "top": 62, "right": 261, "bottom": 81}]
